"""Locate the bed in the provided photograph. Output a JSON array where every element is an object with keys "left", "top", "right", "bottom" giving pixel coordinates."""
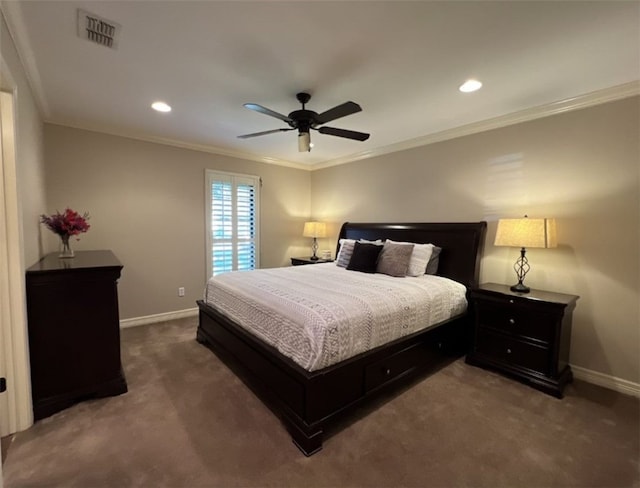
[{"left": 196, "top": 221, "right": 486, "bottom": 455}]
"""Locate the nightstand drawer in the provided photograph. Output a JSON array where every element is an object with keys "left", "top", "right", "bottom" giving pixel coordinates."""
[
  {"left": 475, "top": 328, "right": 550, "bottom": 374},
  {"left": 476, "top": 300, "right": 555, "bottom": 343}
]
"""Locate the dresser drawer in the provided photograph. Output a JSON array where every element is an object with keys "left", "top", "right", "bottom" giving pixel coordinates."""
[
  {"left": 475, "top": 328, "right": 550, "bottom": 375},
  {"left": 476, "top": 299, "right": 556, "bottom": 343}
]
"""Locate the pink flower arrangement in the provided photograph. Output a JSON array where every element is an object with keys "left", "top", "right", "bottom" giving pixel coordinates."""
[{"left": 40, "top": 208, "right": 91, "bottom": 240}]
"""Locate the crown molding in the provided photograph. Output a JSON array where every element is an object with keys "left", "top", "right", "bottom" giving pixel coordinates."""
[
  {"left": 3, "top": 0, "right": 637, "bottom": 173},
  {"left": 48, "top": 80, "right": 639, "bottom": 173},
  {"left": 311, "top": 81, "right": 640, "bottom": 171},
  {"left": 1, "top": 1, "right": 51, "bottom": 117},
  {"left": 46, "top": 120, "right": 311, "bottom": 171}
]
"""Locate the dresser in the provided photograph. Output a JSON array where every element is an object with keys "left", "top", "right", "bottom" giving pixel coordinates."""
[
  {"left": 26, "top": 250, "right": 127, "bottom": 420},
  {"left": 466, "top": 283, "right": 579, "bottom": 398}
]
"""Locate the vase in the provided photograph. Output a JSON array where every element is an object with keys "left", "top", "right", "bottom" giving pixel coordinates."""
[{"left": 59, "top": 235, "right": 75, "bottom": 258}]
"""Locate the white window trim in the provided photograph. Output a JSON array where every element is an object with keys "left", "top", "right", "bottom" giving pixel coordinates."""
[{"left": 204, "top": 169, "right": 260, "bottom": 279}]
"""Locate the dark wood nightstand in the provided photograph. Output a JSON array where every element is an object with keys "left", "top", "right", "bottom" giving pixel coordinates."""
[
  {"left": 466, "top": 283, "right": 579, "bottom": 398},
  {"left": 290, "top": 257, "right": 334, "bottom": 266}
]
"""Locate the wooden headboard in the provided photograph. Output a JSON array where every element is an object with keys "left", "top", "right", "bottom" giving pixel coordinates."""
[{"left": 337, "top": 222, "right": 487, "bottom": 289}]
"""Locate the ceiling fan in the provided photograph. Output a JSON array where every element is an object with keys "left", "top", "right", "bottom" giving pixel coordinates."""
[{"left": 238, "top": 92, "right": 370, "bottom": 152}]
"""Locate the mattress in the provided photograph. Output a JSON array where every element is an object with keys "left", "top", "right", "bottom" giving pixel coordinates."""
[{"left": 204, "top": 263, "right": 468, "bottom": 371}]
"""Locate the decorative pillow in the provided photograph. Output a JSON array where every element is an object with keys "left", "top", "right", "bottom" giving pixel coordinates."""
[
  {"left": 346, "top": 242, "right": 383, "bottom": 273},
  {"left": 426, "top": 246, "right": 442, "bottom": 275},
  {"left": 387, "top": 239, "right": 434, "bottom": 277},
  {"left": 376, "top": 241, "right": 415, "bottom": 277},
  {"left": 336, "top": 239, "right": 356, "bottom": 267}
]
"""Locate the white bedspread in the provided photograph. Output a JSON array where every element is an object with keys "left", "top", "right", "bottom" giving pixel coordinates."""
[{"left": 204, "top": 263, "right": 468, "bottom": 371}]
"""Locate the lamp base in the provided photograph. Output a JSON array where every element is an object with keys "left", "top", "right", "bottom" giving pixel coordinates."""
[
  {"left": 510, "top": 248, "right": 531, "bottom": 293},
  {"left": 510, "top": 282, "right": 531, "bottom": 293},
  {"left": 310, "top": 237, "right": 319, "bottom": 261}
]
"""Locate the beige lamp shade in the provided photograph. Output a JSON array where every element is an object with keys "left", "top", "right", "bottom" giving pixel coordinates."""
[
  {"left": 494, "top": 218, "right": 557, "bottom": 249},
  {"left": 303, "top": 221, "right": 327, "bottom": 238}
]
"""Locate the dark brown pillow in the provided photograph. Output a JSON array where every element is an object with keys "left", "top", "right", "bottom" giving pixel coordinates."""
[
  {"left": 346, "top": 242, "right": 383, "bottom": 273},
  {"left": 376, "top": 241, "right": 414, "bottom": 277}
]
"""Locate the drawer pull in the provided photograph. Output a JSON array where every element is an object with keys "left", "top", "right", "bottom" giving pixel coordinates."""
[
  {"left": 385, "top": 368, "right": 392, "bottom": 376},
  {"left": 506, "top": 348, "right": 512, "bottom": 354},
  {"left": 509, "top": 299, "right": 514, "bottom": 304},
  {"left": 509, "top": 318, "right": 516, "bottom": 325}
]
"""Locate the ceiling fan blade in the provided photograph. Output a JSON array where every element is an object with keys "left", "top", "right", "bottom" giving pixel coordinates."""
[
  {"left": 318, "top": 126, "right": 370, "bottom": 141},
  {"left": 237, "top": 128, "right": 293, "bottom": 139},
  {"left": 315, "top": 101, "right": 362, "bottom": 125},
  {"left": 243, "top": 103, "right": 293, "bottom": 123}
]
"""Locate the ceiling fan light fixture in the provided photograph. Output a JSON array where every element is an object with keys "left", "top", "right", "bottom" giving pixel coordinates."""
[
  {"left": 298, "top": 131, "right": 311, "bottom": 152},
  {"left": 238, "top": 92, "right": 369, "bottom": 151}
]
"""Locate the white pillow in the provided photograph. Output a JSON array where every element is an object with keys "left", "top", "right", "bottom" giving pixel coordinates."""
[
  {"left": 336, "top": 239, "right": 356, "bottom": 267},
  {"left": 386, "top": 239, "right": 434, "bottom": 277}
]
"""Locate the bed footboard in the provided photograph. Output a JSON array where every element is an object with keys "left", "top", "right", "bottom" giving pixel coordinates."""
[{"left": 196, "top": 299, "right": 469, "bottom": 456}]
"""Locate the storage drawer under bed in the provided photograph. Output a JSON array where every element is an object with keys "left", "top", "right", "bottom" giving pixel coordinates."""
[{"left": 364, "top": 325, "right": 455, "bottom": 392}]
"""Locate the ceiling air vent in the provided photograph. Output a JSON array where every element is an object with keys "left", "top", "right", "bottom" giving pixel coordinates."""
[{"left": 77, "top": 9, "right": 121, "bottom": 49}]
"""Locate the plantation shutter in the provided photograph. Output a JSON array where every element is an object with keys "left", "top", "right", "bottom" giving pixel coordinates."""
[{"left": 206, "top": 170, "right": 260, "bottom": 277}]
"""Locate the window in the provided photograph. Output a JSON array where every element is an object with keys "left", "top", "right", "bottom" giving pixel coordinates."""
[{"left": 205, "top": 170, "right": 260, "bottom": 277}]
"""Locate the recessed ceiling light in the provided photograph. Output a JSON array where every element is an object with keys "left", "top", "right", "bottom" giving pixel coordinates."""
[
  {"left": 151, "top": 101, "right": 172, "bottom": 112},
  {"left": 459, "top": 79, "right": 482, "bottom": 93}
]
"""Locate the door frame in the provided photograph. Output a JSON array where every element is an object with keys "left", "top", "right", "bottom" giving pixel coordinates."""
[{"left": 0, "top": 68, "right": 34, "bottom": 447}]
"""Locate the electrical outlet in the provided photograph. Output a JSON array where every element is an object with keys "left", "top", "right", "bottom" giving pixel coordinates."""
[{"left": 178, "top": 287, "right": 185, "bottom": 297}]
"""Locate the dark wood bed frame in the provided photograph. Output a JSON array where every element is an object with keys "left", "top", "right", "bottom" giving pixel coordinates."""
[{"left": 196, "top": 221, "right": 487, "bottom": 455}]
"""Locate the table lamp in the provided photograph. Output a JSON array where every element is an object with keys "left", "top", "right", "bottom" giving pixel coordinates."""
[
  {"left": 303, "top": 221, "right": 326, "bottom": 261},
  {"left": 494, "top": 216, "right": 557, "bottom": 293}
]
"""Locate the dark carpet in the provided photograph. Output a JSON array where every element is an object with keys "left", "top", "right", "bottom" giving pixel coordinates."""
[{"left": 3, "top": 317, "right": 639, "bottom": 487}]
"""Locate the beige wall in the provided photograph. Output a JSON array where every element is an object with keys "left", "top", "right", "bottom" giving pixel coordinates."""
[
  {"left": 43, "top": 125, "right": 311, "bottom": 319},
  {"left": 311, "top": 97, "right": 640, "bottom": 385}
]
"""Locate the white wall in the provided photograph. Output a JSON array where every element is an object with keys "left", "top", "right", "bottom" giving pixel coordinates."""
[{"left": 311, "top": 96, "right": 640, "bottom": 386}]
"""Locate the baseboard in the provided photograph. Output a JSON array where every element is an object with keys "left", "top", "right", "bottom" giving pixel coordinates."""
[
  {"left": 572, "top": 365, "right": 640, "bottom": 398},
  {"left": 117, "top": 310, "right": 640, "bottom": 399},
  {"left": 119, "top": 307, "right": 198, "bottom": 329}
]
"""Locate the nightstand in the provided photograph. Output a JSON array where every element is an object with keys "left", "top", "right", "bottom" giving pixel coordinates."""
[
  {"left": 466, "top": 283, "right": 579, "bottom": 398},
  {"left": 290, "top": 257, "right": 333, "bottom": 266}
]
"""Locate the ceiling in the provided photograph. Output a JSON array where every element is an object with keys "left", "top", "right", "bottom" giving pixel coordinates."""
[{"left": 3, "top": 1, "right": 639, "bottom": 169}]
